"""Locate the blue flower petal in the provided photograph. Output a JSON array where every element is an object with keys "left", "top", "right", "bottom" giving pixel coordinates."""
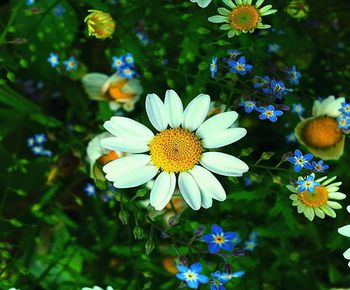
[
  {"left": 190, "top": 263, "right": 202, "bottom": 273},
  {"left": 211, "top": 224, "right": 223, "bottom": 236},
  {"left": 209, "top": 242, "right": 221, "bottom": 253}
]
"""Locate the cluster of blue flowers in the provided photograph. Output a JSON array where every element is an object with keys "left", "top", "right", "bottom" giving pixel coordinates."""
[
  {"left": 337, "top": 102, "right": 350, "bottom": 131},
  {"left": 240, "top": 101, "right": 284, "bottom": 123},
  {"left": 288, "top": 149, "right": 329, "bottom": 173},
  {"left": 27, "top": 134, "right": 52, "bottom": 157},
  {"left": 288, "top": 149, "right": 329, "bottom": 193},
  {"left": 47, "top": 53, "right": 79, "bottom": 71},
  {"left": 111, "top": 53, "right": 136, "bottom": 79},
  {"left": 253, "top": 76, "right": 293, "bottom": 99},
  {"left": 176, "top": 262, "right": 244, "bottom": 290}
]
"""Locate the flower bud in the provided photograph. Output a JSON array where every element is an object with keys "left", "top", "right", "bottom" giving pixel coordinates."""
[
  {"left": 133, "top": 226, "right": 144, "bottom": 240},
  {"left": 145, "top": 239, "right": 155, "bottom": 255},
  {"left": 168, "top": 214, "right": 180, "bottom": 227},
  {"left": 193, "top": 226, "right": 205, "bottom": 237},
  {"left": 118, "top": 209, "right": 129, "bottom": 225},
  {"left": 178, "top": 256, "right": 187, "bottom": 266},
  {"left": 84, "top": 10, "right": 116, "bottom": 39},
  {"left": 261, "top": 152, "right": 275, "bottom": 160}
]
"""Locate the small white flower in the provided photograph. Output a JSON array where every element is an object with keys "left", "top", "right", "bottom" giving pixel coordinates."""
[
  {"left": 101, "top": 90, "right": 249, "bottom": 211},
  {"left": 190, "top": 0, "right": 212, "bottom": 8}
]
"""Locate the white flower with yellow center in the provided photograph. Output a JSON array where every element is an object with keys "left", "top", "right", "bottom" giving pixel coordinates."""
[
  {"left": 295, "top": 96, "right": 346, "bottom": 160},
  {"left": 82, "top": 73, "right": 143, "bottom": 111},
  {"left": 208, "top": 0, "right": 277, "bottom": 38},
  {"left": 287, "top": 174, "right": 346, "bottom": 221},
  {"left": 338, "top": 206, "right": 350, "bottom": 267},
  {"left": 101, "top": 90, "right": 249, "bottom": 210}
]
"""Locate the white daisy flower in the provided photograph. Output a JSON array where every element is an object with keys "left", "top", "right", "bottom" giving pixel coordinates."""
[
  {"left": 82, "top": 73, "right": 143, "bottom": 112},
  {"left": 101, "top": 90, "right": 249, "bottom": 211},
  {"left": 295, "top": 95, "right": 346, "bottom": 160},
  {"left": 190, "top": 0, "right": 212, "bottom": 8},
  {"left": 287, "top": 175, "right": 346, "bottom": 221},
  {"left": 338, "top": 205, "right": 350, "bottom": 267},
  {"left": 208, "top": 0, "right": 277, "bottom": 38}
]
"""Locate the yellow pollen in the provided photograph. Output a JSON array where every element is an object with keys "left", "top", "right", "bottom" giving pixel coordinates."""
[
  {"left": 229, "top": 5, "right": 260, "bottom": 31},
  {"left": 149, "top": 128, "right": 202, "bottom": 173},
  {"left": 214, "top": 235, "right": 225, "bottom": 244},
  {"left": 299, "top": 185, "right": 328, "bottom": 207},
  {"left": 302, "top": 117, "right": 343, "bottom": 149}
]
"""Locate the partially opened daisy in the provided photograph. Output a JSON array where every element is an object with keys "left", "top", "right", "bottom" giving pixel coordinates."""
[
  {"left": 338, "top": 206, "right": 350, "bottom": 267},
  {"left": 295, "top": 96, "right": 346, "bottom": 160},
  {"left": 208, "top": 0, "right": 277, "bottom": 38},
  {"left": 287, "top": 174, "right": 346, "bottom": 221},
  {"left": 101, "top": 90, "right": 249, "bottom": 210}
]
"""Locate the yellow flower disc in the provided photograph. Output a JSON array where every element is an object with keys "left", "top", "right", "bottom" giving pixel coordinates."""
[
  {"left": 149, "top": 128, "right": 202, "bottom": 173},
  {"left": 299, "top": 186, "right": 328, "bottom": 207},
  {"left": 229, "top": 5, "right": 260, "bottom": 31},
  {"left": 302, "top": 117, "right": 343, "bottom": 149}
]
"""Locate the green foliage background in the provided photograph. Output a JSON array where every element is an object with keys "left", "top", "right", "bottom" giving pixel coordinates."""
[{"left": 0, "top": 0, "right": 350, "bottom": 289}]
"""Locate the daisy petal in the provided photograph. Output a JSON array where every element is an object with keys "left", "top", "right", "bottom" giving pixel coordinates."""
[
  {"left": 338, "top": 225, "right": 350, "bottom": 237},
  {"left": 223, "top": 0, "right": 235, "bottom": 8},
  {"left": 190, "top": 165, "right": 226, "bottom": 201},
  {"left": 196, "top": 111, "right": 238, "bottom": 138},
  {"left": 103, "top": 154, "right": 151, "bottom": 181},
  {"left": 208, "top": 15, "right": 228, "bottom": 24},
  {"left": 202, "top": 128, "right": 247, "bottom": 148},
  {"left": 103, "top": 116, "right": 154, "bottom": 142},
  {"left": 256, "top": 0, "right": 264, "bottom": 8},
  {"left": 150, "top": 172, "right": 176, "bottom": 211},
  {"left": 100, "top": 137, "right": 149, "bottom": 153},
  {"left": 183, "top": 94, "right": 210, "bottom": 131},
  {"left": 164, "top": 89, "right": 183, "bottom": 128},
  {"left": 146, "top": 93, "right": 168, "bottom": 131},
  {"left": 178, "top": 172, "right": 201, "bottom": 210},
  {"left": 200, "top": 152, "right": 249, "bottom": 176},
  {"left": 113, "top": 165, "right": 158, "bottom": 188},
  {"left": 344, "top": 248, "right": 350, "bottom": 260}
]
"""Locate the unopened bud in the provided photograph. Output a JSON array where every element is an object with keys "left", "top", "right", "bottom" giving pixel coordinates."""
[
  {"left": 193, "top": 226, "right": 205, "bottom": 237},
  {"left": 118, "top": 209, "right": 128, "bottom": 225},
  {"left": 261, "top": 152, "right": 275, "bottom": 160},
  {"left": 224, "top": 263, "right": 232, "bottom": 274},
  {"left": 136, "top": 188, "right": 148, "bottom": 197},
  {"left": 178, "top": 256, "right": 187, "bottom": 266},
  {"left": 282, "top": 152, "right": 293, "bottom": 161},
  {"left": 168, "top": 214, "right": 180, "bottom": 226},
  {"left": 272, "top": 175, "right": 282, "bottom": 185},
  {"left": 133, "top": 226, "right": 144, "bottom": 240},
  {"left": 240, "top": 147, "right": 254, "bottom": 157},
  {"left": 145, "top": 239, "right": 155, "bottom": 255}
]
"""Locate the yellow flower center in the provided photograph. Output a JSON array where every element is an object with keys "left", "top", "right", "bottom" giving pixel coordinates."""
[
  {"left": 302, "top": 117, "right": 343, "bottom": 149},
  {"left": 149, "top": 128, "right": 202, "bottom": 173},
  {"left": 299, "top": 185, "right": 328, "bottom": 207},
  {"left": 229, "top": 5, "right": 260, "bottom": 31},
  {"left": 108, "top": 79, "right": 135, "bottom": 101},
  {"left": 214, "top": 235, "right": 225, "bottom": 244}
]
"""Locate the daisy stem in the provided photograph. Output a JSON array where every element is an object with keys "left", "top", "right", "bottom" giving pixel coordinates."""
[{"left": 251, "top": 164, "right": 289, "bottom": 172}]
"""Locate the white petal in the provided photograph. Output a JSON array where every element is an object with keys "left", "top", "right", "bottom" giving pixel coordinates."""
[
  {"left": 326, "top": 201, "right": 342, "bottom": 209},
  {"left": 178, "top": 172, "right": 201, "bottom": 210},
  {"left": 328, "top": 192, "right": 346, "bottom": 200},
  {"left": 103, "top": 116, "right": 154, "bottom": 142},
  {"left": 189, "top": 165, "right": 226, "bottom": 201},
  {"left": 208, "top": 15, "right": 228, "bottom": 23},
  {"left": 100, "top": 137, "right": 149, "bottom": 153},
  {"left": 150, "top": 172, "right": 176, "bottom": 211},
  {"left": 200, "top": 152, "right": 249, "bottom": 176},
  {"left": 200, "top": 191, "right": 213, "bottom": 209},
  {"left": 103, "top": 154, "right": 150, "bottom": 181},
  {"left": 196, "top": 111, "right": 238, "bottom": 138},
  {"left": 256, "top": 0, "right": 264, "bottom": 8},
  {"left": 347, "top": 205, "right": 350, "bottom": 213},
  {"left": 339, "top": 225, "right": 350, "bottom": 237},
  {"left": 113, "top": 165, "right": 158, "bottom": 188},
  {"left": 146, "top": 93, "right": 168, "bottom": 131},
  {"left": 344, "top": 248, "right": 350, "bottom": 260},
  {"left": 202, "top": 128, "right": 247, "bottom": 148},
  {"left": 164, "top": 90, "right": 183, "bottom": 128},
  {"left": 183, "top": 94, "right": 210, "bottom": 131}
]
